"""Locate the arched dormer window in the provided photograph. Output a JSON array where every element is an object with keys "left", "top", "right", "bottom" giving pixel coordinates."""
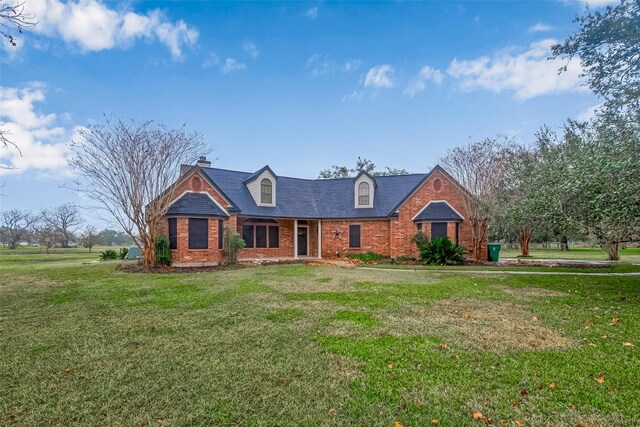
[
  {"left": 358, "top": 182, "right": 370, "bottom": 206},
  {"left": 261, "top": 178, "right": 273, "bottom": 204}
]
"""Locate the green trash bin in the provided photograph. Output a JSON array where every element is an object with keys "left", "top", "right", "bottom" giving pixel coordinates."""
[{"left": 488, "top": 243, "right": 501, "bottom": 262}]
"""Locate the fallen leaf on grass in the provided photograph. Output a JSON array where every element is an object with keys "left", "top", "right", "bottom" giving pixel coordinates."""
[
  {"left": 601, "top": 335, "right": 608, "bottom": 339},
  {"left": 387, "top": 363, "right": 393, "bottom": 369},
  {"left": 595, "top": 373, "right": 605, "bottom": 383},
  {"left": 438, "top": 343, "right": 449, "bottom": 350},
  {"left": 584, "top": 326, "right": 590, "bottom": 329},
  {"left": 623, "top": 342, "right": 635, "bottom": 347},
  {"left": 431, "top": 420, "right": 438, "bottom": 424},
  {"left": 394, "top": 421, "right": 403, "bottom": 427},
  {"left": 484, "top": 418, "right": 493, "bottom": 425},
  {"left": 549, "top": 382, "right": 557, "bottom": 389},
  {"left": 515, "top": 421, "right": 524, "bottom": 427},
  {"left": 610, "top": 317, "right": 620, "bottom": 326},
  {"left": 64, "top": 368, "right": 74, "bottom": 374},
  {"left": 327, "top": 408, "right": 336, "bottom": 415},
  {"left": 511, "top": 401, "right": 520, "bottom": 407},
  {"left": 532, "top": 316, "right": 538, "bottom": 321},
  {"left": 501, "top": 421, "right": 508, "bottom": 427},
  {"left": 472, "top": 411, "right": 484, "bottom": 420},
  {"left": 576, "top": 424, "right": 586, "bottom": 427},
  {"left": 520, "top": 389, "right": 528, "bottom": 396},
  {"left": 589, "top": 343, "right": 597, "bottom": 347},
  {"left": 277, "top": 378, "right": 286, "bottom": 385}
]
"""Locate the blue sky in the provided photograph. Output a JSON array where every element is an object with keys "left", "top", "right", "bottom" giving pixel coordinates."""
[{"left": 0, "top": 0, "right": 611, "bottom": 227}]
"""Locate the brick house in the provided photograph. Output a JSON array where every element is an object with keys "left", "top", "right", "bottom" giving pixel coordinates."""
[{"left": 157, "top": 157, "right": 487, "bottom": 267}]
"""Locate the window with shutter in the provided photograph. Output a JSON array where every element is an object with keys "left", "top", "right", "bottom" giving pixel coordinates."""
[
  {"left": 168, "top": 218, "right": 177, "bottom": 250},
  {"left": 188, "top": 218, "right": 209, "bottom": 249},
  {"left": 349, "top": 224, "right": 361, "bottom": 248}
]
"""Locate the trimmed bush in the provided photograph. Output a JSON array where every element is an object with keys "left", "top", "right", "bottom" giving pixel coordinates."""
[
  {"left": 417, "top": 237, "right": 467, "bottom": 266},
  {"left": 155, "top": 236, "right": 172, "bottom": 266},
  {"left": 223, "top": 226, "right": 245, "bottom": 264},
  {"left": 99, "top": 249, "right": 119, "bottom": 261}
]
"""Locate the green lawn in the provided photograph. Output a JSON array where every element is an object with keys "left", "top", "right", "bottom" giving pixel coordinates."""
[
  {"left": 500, "top": 246, "right": 640, "bottom": 262},
  {"left": 1, "top": 255, "right": 639, "bottom": 426}
]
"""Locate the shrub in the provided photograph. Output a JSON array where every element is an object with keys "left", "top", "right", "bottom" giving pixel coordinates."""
[
  {"left": 223, "top": 226, "right": 245, "bottom": 264},
  {"left": 99, "top": 249, "right": 119, "bottom": 261},
  {"left": 411, "top": 230, "right": 430, "bottom": 249},
  {"left": 418, "top": 237, "right": 467, "bottom": 266},
  {"left": 345, "top": 252, "right": 390, "bottom": 263},
  {"left": 155, "top": 236, "right": 172, "bottom": 266},
  {"left": 119, "top": 247, "right": 129, "bottom": 260}
]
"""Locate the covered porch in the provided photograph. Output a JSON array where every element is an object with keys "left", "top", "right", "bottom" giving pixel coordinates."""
[{"left": 236, "top": 217, "right": 323, "bottom": 261}]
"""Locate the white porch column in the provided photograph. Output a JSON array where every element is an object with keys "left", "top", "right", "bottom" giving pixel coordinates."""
[
  {"left": 317, "top": 220, "right": 322, "bottom": 259},
  {"left": 294, "top": 219, "right": 298, "bottom": 259}
]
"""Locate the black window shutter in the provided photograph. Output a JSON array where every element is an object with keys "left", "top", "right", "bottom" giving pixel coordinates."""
[
  {"left": 218, "top": 219, "right": 224, "bottom": 250},
  {"left": 255, "top": 225, "right": 267, "bottom": 248},
  {"left": 168, "top": 218, "right": 177, "bottom": 250},
  {"left": 242, "top": 225, "right": 254, "bottom": 248},
  {"left": 416, "top": 222, "right": 422, "bottom": 231},
  {"left": 268, "top": 226, "right": 279, "bottom": 248},
  {"left": 349, "top": 225, "right": 361, "bottom": 248},
  {"left": 431, "top": 222, "right": 448, "bottom": 239},
  {"left": 188, "top": 218, "right": 209, "bottom": 249}
]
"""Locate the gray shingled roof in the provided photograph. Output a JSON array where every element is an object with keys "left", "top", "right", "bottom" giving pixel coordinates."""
[
  {"left": 200, "top": 167, "right": 429, "bottom": 219},
  {"left": 166, "top": 192, "right": 229, "bottom": 217},
  {"left": 413, "top": 201, "right": 463, "bottom": 222}
]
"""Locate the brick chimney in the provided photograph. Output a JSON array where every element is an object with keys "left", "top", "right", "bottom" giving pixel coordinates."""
[{"left": 196, "top": 156, "right": 211, "bottom": 168}]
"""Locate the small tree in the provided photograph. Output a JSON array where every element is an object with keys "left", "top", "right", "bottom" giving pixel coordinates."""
[
  {"left": 222, "top": 226, "right": 245, "bottom": 264},
  {"left": 41, "top": 204, "right": 83, "bottom": 247},
  {"left": 70, "top": 118, "right": 206, "bottom": 268},
  {"left": 32, "top": 218, "right": 60, "bottom": 254},
  {"left": 0, "top": 209, "right": 34, "bottom": 248},
  {"left": 80, "top": 225, "right": 100, "bottom": 253},
  {"left": 440, "top": 137, "right": 515, "bottom": 262}
]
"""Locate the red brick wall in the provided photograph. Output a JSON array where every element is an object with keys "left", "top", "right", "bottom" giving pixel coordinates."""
[
  {"left": 390, "top": 170, "right": 487, "bottom": 260},
  {"left": 320, "top": 219, "right": 390, "bottom": 258},
  {"left": 157, "top": 217, "right": 224, "bottom": 266}
]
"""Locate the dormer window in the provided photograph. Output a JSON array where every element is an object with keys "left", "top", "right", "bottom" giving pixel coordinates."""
[
  {"left": 354, "top": 171, "right": 375, "bottom": 208},
  {"left": 358, "top": 182, "right": 370, "bottom": 206},
  {"left": 261, "top": 179, "right": 273, "bottom": 204}
]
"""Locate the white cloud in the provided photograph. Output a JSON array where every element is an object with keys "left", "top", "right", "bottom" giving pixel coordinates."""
[
  {"left": 221, "top": 57, "right": 247, "bottom": 73},
  {"left": 528, "top": 22, "right": 553, "bottom": 33},
  {"left": 404, "top": 66, "right": 444, "bottom": 97},
  {"left": 576, "top": 103, "right": 603, "bottom": 121},
  {"left": 243, "top": 41, "right": 259, "bottom": 59},
  {"left": 306, "top": 54, "right": 361, "bottom": 77},
  {"left": 0, "top": 84, "right": 74, "bottom": 176},
  {"left": 447, "top": 39, "right": 586, "bottom": 100},
  {"left": 26, "top": 0, "right": 198, "bottom": 60},
  {"left": 364, "top": 64, "right": 395, "bottom": 89},
  {"left": 563, "top": 0, "right": 620, "bottom": 7},
  {"left": 201, "top": 51, "right": 219, "bottom": 69},
  {"left": 306, "top": 6, "right": 319, "bottom": 19}
]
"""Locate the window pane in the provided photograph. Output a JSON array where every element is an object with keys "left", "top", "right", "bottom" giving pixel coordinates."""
[
  {"left": 261, "top": 179, "right": 272, "bottom": 204},
  {"left": 218, "top": 219, "right": 224, "bottom": 250},
  {"left": 349, "top": 224, "right": 361, "bottom": 248},
  {"left": 416, "top": 222, "right": 422, "bottom": 231},
  {"left": 431, "top": 222, "right": 448, "bottom": 239},
  {"left": 188, "top": 218, "right": 209, "bottom": 249},
  {"left": 242, "top": 225, "right": 254, "bottom": 248},
  {"left": 168, "top": 218, "right": 177, "bottom": 250},
  {"left": 358, "top": 182, "right": 370, "bottom": 205},
  {"left": 268, "top": 226, "right": 279, "bottom": 248},
  {"left": 255, "top": 225, "right": 267, "bottom": 248}
]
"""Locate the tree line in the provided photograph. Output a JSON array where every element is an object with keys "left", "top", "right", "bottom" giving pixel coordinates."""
[{"left": 0, "top": 203, "right": 133, "bottom": 252}]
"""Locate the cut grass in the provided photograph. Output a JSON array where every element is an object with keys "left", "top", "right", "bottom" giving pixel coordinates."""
[
  {"left": 1, "top": 255, "right": 639, "bottom": 426},
  {"left": 500, "top": 246, "right": 640, "bottom": 262}
]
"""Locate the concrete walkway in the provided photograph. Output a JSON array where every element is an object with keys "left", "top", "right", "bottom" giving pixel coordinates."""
[{"left": 356, "top": 267, "right": 640, "bottom": 277}]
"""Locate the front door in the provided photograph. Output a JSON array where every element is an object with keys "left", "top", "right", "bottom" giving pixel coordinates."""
[{"left": 297, "top": 227, "right": 308, "bottom": 256}]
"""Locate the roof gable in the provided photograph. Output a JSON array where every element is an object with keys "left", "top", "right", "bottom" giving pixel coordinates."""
[
  {"left": 413, "top": 201, "right": 464, "bottom": 222},
  {"left": 166, "top": 192, "right": 229, "bottom": 217}
]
